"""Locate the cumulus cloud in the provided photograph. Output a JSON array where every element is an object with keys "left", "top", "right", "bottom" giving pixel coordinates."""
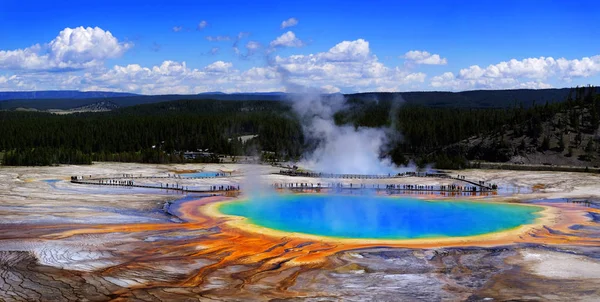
[
  {"left": 403, "top": 50, "right": 447, "bottom": 65},
  {"left": 241, "top": 40, "right": 261, "bottom": 57},
  {"left": 320, "top": 84, "right": 341, "bottom": 93},
  {"left": 0, "top": 74, "right": 36, "bottom": 91},
  {"left": 0, "top": 38, "right": 430, "bottom": 94},
  {"left": 172, "top": 26, "right": 183, "bottom": 32},
  {"left": 281, "top": 18, "right": 298, "bottom": 29},
  {"left": 274, "top": 39, "right": 425, "bottom": 92},
  {"left": 0, "top": 27, "right": 426, "bottom": 93},
  {"left": 430, "top": 55, "right": 600, "bottom": 90},
  {"left": 430, "top": 72, "right": 552, "bottom": 90},
  {"left": 270, "top": 31, "right": 303, "bottom": 48},
  {"left": 246, "top": 41, "right": 260, "bottom": 50},
  {"left": 49, "top": 60, "right": 281, "bottom": 94},
  {"left": 204, "top": 61, "right": 233, "bottom": 73},
  {"left": 460, "top": 56, "right": 600, "bottom": 79},
  {"left": 0, "top": 26, "right": 131, "bottom": 71},
  {"left": 197, "top": 20, "right": 208, "bottom": 30}
]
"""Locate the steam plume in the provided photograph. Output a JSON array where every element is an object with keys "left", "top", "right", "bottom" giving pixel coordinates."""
[{"left": 290, "top": 92, "right": 403, "bottom": 174}]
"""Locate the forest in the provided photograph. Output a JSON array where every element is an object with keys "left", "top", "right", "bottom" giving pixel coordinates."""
[
  {"left": 337, "top": 86, "right": 599, "bottom": 168},
  {"left": 0, "top": 100, "right": 303, "bottom": 165},
  {"left": 0, "top": 86, "right": 598, "bottom": 168}
]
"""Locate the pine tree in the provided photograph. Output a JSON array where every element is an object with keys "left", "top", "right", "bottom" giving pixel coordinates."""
[
  {"left": 591, "top": 103, "right": 600, "bottom": 132},
  {"left": 540, "top": 136, "right": 550, "bottom": 151},
  {"left": 557, "top": 135, "right": 565, "bottom": 152},
  {"left": 519, "top": 138, "right": 527, "bottom": 151},
  {"left": 585, "top": 138, "right": 595, "bottom": 154},
  {"left": 575, "top": 131, "right": 583, "bottom": 147}
]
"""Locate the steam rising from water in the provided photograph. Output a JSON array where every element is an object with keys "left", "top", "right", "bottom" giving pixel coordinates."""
[{"left": 291, "top": 92, "right": 402, "bottom": 174}]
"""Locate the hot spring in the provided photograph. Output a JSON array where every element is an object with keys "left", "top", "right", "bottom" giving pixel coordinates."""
[
  {"left": 180, "top": 171, "right": 220, "bottom": 178},
  {"left": 218, "top": 194, "right": 543, "bottom": 240}
]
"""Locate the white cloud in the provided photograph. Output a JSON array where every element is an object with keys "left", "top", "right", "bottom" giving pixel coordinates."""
[
  {"left": 270, "top": 31, "right": 303, "bottom": 48},
  {"left": 204, "top": 61, "right": 233, "bottom": 73},
  {"left": 197, "top": 20, "right": 208, "bottom": 30},
  {"left": 459, "top": 56, "right": 600, "bottom": 79},
  {"left": 206, "top": 35, "right": 231, "bottom": 42},
  {"left": 49, "top": 27, "right": 131, "bottom": 64},
  {"left": 82, "top": 60, "right": 283, "bottom": 94},
  {"left": 246, "top": 41, "right": 260, "bottom": 50},
  {"left": 0, "top": 74, "right": 36, "bottom": 90},
  {"left": 172, "top": 26, "right": 183, "bottom": 32},
  {"left": 403, "top": 50, "right": 447, "bottom": 65},
  {"left": 240, "top": 41, "right": 261, "bottom": 57},
  {"left": 0, "top": 26, "right": 131, "bottom": 71},
  {"left": 321, "top": 85, "right": 340, "bottom": 93},
  {"left": 430, "top": 71, "right": 553, "bottom": 90},
  {"left": 430, "top": 55, "right": 600, "bottom": 90},
  {"left": 281, "top": 18, "right": 298, "bottom": 29},
  {"left": 0, "top": 38, "right": 430, "bottom": 94},
  {"left": 274, "top": 39, "right": 425, "bottom": 92},
  {"left": 322, "top": 39, "right": 370, "bottom": 61}
]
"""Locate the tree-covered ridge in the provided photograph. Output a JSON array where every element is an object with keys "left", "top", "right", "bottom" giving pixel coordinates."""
[
  {"left": 1, "top": 87, "right": 598, "bottom": 168},
  {"left": 0, "top": 100, "right": 303, "bottom": 165},
  {"left": 335, "top": 86, "right": 600, "bottom": 168},
  {"left": 3, "top": 87, "right": 598, "bottom": 111}
]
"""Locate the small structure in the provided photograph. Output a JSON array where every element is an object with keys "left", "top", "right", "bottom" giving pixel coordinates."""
[{"left": 183, "top": 151, "right": 214, "bottom": 160}]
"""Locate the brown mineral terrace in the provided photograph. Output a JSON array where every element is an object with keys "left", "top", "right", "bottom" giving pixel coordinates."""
[{"left": 1, "top": 163, "right": 600, "bottom": 301}]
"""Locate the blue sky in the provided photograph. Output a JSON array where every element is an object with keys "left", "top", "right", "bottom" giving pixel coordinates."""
[{"left": 0, "top": 0, "right": 599, "bottom": 94}]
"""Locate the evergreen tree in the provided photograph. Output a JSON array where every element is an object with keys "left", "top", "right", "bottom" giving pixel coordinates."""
[
  {"left": 0, "top": 87, "right": 597, "bottom": 167},
  {"left": 585, "top": 138, "right": 595, "bottom": 155},
  {"left": 566, "top": 146, "right": 574, "bottom": 157},
  {"left": 519, "top": 138, "right": 527, "bottom": 151},
  {"left": 557, "top": 135, "right": 565, "bottom": 152},
  {"left": 540, "top": 136, "right": 550, "bottom": 151},
  {"left": 575, "top": 131, "right": 583, "bottom": 147}
]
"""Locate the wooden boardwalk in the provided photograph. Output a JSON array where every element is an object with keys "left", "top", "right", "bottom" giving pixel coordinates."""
[
  {"left": 276, "top": 170, "right": 496, "bottom": 191},
  {"left": 70, "top": 170, "right": 497, "bottom": 194},
  {"left": 70, "top": 178, "right": 238, "bottom": 194}
]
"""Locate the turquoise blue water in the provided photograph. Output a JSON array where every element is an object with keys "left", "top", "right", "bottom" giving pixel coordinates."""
[
  {"left": 180, "top": 172, "right": 219, "bottom": 178},
  {"left": 219, "top": 194, "right": 542, "bottom": 239}
]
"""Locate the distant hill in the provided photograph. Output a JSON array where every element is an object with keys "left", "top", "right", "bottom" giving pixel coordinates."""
[
  {"left": 71, "top": 100, "right": 120, "bottom": 111},
  {"left": 47, "top": 101, "right": 120, "bottom": 115},
  {"left": 0, "top": 90, "right": 137, "bottom": 101},
  {"left": 350, "top": 88, "right": 600, "bottom": 108},
  {"left": 0, "top": 93, "right": 287, "bottom": 110},
  {"left": 1, "top": 88, "right": 599, "bottom": 111}
]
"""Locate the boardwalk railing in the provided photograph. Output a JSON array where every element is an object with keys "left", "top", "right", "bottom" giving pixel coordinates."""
[
  {"left": 272, "top": 182, "right": 494, "bottom": 192},
  {"left": 277, "top": 170, "right": 445, "bottom": 179},
  {"left": 70, "top": 170, "right": 497, "bottom": 194},
  {"left": 276, "top": 170, "right": 496, "bottom": 191},
  {"left": 70, "top": 176, "right": 239, "bottom": 194}
]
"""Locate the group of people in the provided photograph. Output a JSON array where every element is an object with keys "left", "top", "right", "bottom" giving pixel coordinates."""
[
  {"left": 93, "top": 179, "right": 134, "bottom": 186},
  {"left": 270, "top": 182, "right": 495, "bottom": 192},
  {"left": 210, "top": 185, "right": 239, "bottom": 191},
  {"left": 272, "top": 182, "right": 316, "bottom": 188},
  {"left": 279, "top": 170, "right": 395, "bottom": 179}
]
